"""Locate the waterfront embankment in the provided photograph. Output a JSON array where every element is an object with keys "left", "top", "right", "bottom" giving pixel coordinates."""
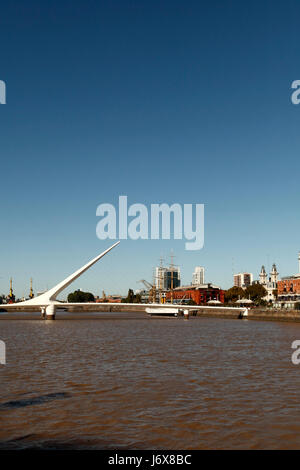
[
  {"left": 194, "top": 307, "right": 300, "bottom": 322},
  {"left": 1, "top": 303, "right": 300, "bottom": 322}
]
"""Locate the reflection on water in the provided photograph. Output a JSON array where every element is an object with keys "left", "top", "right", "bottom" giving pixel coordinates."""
[
  {"left": 1, "top": 312, "right": 300, "bottom": 449},
  {"left": 0, "top": 392, "right": 70, "bottom": 410}
]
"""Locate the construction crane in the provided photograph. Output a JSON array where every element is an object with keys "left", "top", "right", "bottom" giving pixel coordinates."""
[
  {"left": 138, "top": 279, "right": 153, "bottom": 290},
  {"left": 137, "top": 279, "right": 156, "bottom": 303}
]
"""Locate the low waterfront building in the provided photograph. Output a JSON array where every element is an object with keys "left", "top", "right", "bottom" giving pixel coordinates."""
[
  {"left": 166, "top": 284, "right": 225, "bottom": 305},
  {"left": 273, "top": 253, "right": 300, "bottom": 309},
  {"left": 96, "top": 294, "right": 122, "bottom": 303},
  {"left": 275, "top": 275, "right": 300, "bottom": 308}
]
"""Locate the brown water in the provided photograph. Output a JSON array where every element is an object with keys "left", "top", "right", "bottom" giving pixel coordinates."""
[{"left": 1, "top": 312, "right": 300, "bottom": 450}]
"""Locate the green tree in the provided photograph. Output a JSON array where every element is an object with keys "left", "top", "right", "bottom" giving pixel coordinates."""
[
  {"left": 67, "top": 290, "right": 95, "bottom": 303},
  {"left": 244, "top": 284, "right": 267, "bottom": 304},
  {"left": 122, "top": 289, "right": 141, "bottom": 303},
  {"left": 224, "top": 286, "right": 245, "bottom": 303},
  {"left": 272, "top": 289, "right": 278, "bottom": 300}
]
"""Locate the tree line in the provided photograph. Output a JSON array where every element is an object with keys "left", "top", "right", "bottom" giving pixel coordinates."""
[{"left": 224, "top": 284, "right": 269, "bottom": 306}]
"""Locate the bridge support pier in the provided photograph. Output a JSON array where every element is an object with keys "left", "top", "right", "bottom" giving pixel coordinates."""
[{"left": 45, "top": 304, "right": 56, "bottom": 320}]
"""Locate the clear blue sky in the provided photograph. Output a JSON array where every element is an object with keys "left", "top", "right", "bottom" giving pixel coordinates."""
[{"left": 1, "top": 0, "right": 300, "bottom": 298}]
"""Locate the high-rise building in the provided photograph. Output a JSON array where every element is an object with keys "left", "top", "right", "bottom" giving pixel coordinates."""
[
  {"left": 155, "top": 266, "right": 167, "bottom": 290},
  {"left": 192, "top": 266, "right": 205, "bottom": 286},
  {"left": 155, "top": 266, "right": 181, "bottom": 290},
  {"left": 233, "top": 272, "right": 253, "bottom": 288},
  {"left": 165, "top": 268, "right": 181, "bottom": 290}
]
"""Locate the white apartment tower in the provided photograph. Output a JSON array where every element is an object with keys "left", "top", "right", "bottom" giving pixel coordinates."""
[
  {"left": 192, "top": 266, "right": 205, "bottom": 286},
  {"left": 155, "top": 266, "right": 167, "bottom": 290},
  {"left": 234, "top": 272, "right": 253, "bottom": 288}
]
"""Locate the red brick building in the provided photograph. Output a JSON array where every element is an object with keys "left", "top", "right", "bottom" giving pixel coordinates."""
[
  {"left": 277, "top": 276, "right": 300, "bottom": 301},
  {"left": 166, "top": 284, "right": 225, "bottom": 305}
]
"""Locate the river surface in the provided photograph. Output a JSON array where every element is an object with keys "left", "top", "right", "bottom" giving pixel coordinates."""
[{"left": 1, "top": 312, "right": 300, "bottom": 450}]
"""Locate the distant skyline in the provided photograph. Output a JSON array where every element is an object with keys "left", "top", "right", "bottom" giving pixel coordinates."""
[{"left": 1, "top": 1, "right": 300, "bottom": 298}]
